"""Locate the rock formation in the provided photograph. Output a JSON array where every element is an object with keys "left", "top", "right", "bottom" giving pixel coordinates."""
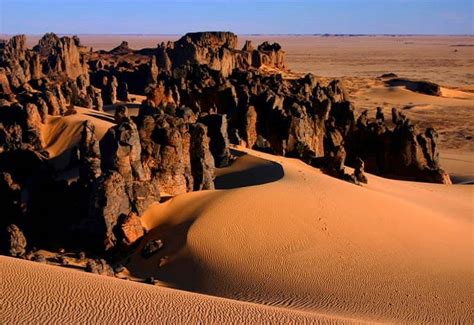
[
  {"left": 88, "top": 171, "right": 131, "bottom": 251},
  {"left": 353, "top": 157, "right": 368, "bottom": 184},
  {"left": 118, "top": 212, "right": 145, "bottom": 246},
  {"left": 190, "top": 123, "right": 215, "bottom": 190},
  {"left": 0, "top": 31, "right": 452, "bottom": 265},
  {"left": 78, "top": 120, "right": 102, "bottom": 183},
  {"left": 198, "top": 114, "right": 231, "bottom": 167},
  {"left": 4, "top": 224, "right": 27, "bottom": 257}
]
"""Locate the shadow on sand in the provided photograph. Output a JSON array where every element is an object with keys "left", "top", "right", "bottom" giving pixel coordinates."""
[{"left": 214, "top": 150, "right": 284, "bottom": 189}]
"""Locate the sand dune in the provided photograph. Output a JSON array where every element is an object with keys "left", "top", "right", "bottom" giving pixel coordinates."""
[
  {"left": 120, "top": 147, "right": 473, "bottom": 323},
  {"left": 1, "top": 256, "right": 352, "bottom": 324},
  {"left": 358, "top": 84, "right": 474, "bottom": 106},
  {"left": 440, "top": 87, "right": 474, "bottom": 99},
  {"left": 440, "top": 151, "right": 474, "bottom": 184}
]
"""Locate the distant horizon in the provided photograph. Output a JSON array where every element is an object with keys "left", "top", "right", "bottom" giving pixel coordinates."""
[
  {"left": 1, "top": 0, "right": 472, "bottom": 35},
  {"left": 1, "top": 33, "right": 473, "bottom": 37}
]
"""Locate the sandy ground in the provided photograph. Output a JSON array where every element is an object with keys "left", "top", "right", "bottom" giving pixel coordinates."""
[{"left": 1, "top": 256, "right": 352, "bottom": 324}]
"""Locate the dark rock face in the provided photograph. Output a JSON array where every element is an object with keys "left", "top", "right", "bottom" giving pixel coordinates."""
[
  {"left": 141, "top": 239, "right": 164, "bottom": 258},
  {"left": 104, "top": 75, "right": 118, "bottom": 105},
  {"left": 136, "top": 109, "right": 215, "bottom": 195},
  {"left": 131, "top": 179, "right": 160, "bottom": 216},
  {"left": 109, "top": 41, "right": 132, "bottom": 55},
  {"left": 353, "top": 157, "right": 368, "bottom": 184},
  {"left": 100, "top": 107, "right": 146, "bottom": 182},
  {"left": 33, "top": 33, "right": 88, "bottom": 81},
  {"left": 117, "top": 81, "right": 130, "bottom": 102},
  {"left": 180, "top": 32, "right": 238, "bottom": 49},
  {"left": 85, "top": 258, "right": 115, "bottom": 276},
  {"left": 0, "top": 172, "right": 22, "bottom": 226},
  {"left": 190, "top": 123, "right": 215, "bottom": 190},
  {"left": 78, "top": 120, "right": 101, "bottom": 183},
  {"left": 346, "top": 110, "right": 450, "bottom": 184},
  {"left": 386, "top": 78, "right": 441, "bottom": 96},
  {"left": 0, "top": 33, "right": 88, "bottom": 94},
  {"left": 118, "top": 212, "right": 145, "bottom": 246},
  {"left": 81, "top": 106, "right": 163, "bottom": 251},
  {"left": 198, "top": 114, "right": 231, "bottom": 167},
  {"left": 163, "top": 32, "right": 286, "bottom": 77},
  {"left": 323, "top": 117, "right": 346, "bottom": 178},
  {"left": 3, "top": 224, "right": 27, "bottom": 257},
  {"left": 89, "top": 171, "right": 131, "bottom": 251},
  {"left": 148, "top": 116, "right": 188, "bottom": 195},
  {"left": 253, "top": 42, "right": 286, "bottom": 69}
]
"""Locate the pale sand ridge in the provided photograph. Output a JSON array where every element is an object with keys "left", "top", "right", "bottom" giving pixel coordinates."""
[{"left": 1, "top": 256, "right": 357, "bottom": 324}]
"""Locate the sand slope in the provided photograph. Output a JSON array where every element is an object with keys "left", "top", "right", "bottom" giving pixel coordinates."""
[
  {"left": 125, "top": 148, "right": 473, "bottom": 323},
  {"left": 43, "top": 107, "right": 114, "bottom": 158},
  {"left": 1, "top": 256, "right": 353, "bottom": 324}
]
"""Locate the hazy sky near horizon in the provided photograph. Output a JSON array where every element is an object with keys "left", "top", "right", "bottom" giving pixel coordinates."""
[{"left": 1, "top": 0, "right": 472, "bottom": 35}]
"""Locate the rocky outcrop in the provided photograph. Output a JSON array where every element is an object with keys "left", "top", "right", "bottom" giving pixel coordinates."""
[
  {"left": 198, "top": 114, "right": 231, "bottom": 167},
  {"left": 353, "top": 157, "right": 368, "bottom": 184},
  {"left": 0, "top": 69, "right": 13, "bottom": 99},
  {"left": 78, "top": 120, "right": 101, "bottom": 183},
  {"left": 100, "top": 106, "right": 146, "bottom": 182},
  {"left": 0, "top": 172, "right": 22, "bottom": 225},
  {"left": 386, "top": 78, "right": 441, "bottom": 96},
  {"left": 346, "top": 110, "right": 450, "bottom": 184},
  {"left": 43, "top": 90, "right": 62, "bottom": 115},
  {"left": 85, "top": 258, "right": 114, "bottom": 276},
  {"left": 141, "top": 239, "right": 164, "bottom": 258},
  {"left": 164, "top": 32, "right": 286, "bottom": 77},
  {"left": 33, "top": 33, "right": 88, "bottom": 81},
  {"left": 3, "top": 224, "right": 27, "bottom": 257},
  {"left": 118, "top": 212, "right": 145, "bottom": 246},
  {"left": 149, "top": 116, "right": 188, "bottom": 195},
  {"left": 131, "top": 179, "right": 160, "bottom": 216},
  {"left": 88, "top": 171, "right": 131, "bottom": 251},
  {"left": 109, "top": 41, "right": 132, "bottom": 55},
  {"left": 190, "top": 123, "right": 215, "bottom": 190},
  {"left": 156, "top": 42, "right": 172, "bottom": 72},
  {"left": 0, "top": 35, "right": 30, "bottom": 89},
  {"left": 252, "top": 42, "right": 286, "bottom": 69},
  {"left": 117, "top": 81, "right": 129, "bottom": 102},
  {"left": 104, "top": 75, "right": 118, "bottom": 105},
  {"left": 0, "top": 33, "right": 88, "bottom": 100}
]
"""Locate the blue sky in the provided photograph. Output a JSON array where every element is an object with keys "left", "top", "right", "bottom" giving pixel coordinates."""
[{"left": 1, "top": 0, "right": 472, "bottom": 35}]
